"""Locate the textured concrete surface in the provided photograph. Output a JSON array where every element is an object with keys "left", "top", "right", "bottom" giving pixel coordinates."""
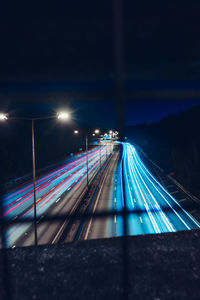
[{"left": 1, "top": 230, "right": 200, "bottom": 300}]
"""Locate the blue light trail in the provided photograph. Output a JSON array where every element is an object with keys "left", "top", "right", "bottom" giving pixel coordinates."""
[{"left": 121, "top": 143, "right": 200, "bottom": 235}]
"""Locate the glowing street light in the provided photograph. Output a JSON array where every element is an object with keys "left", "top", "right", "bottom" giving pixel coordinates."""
[
  {"left": 1, "top": 112, "right": 71, "bottom": 247},
  {"left": 93, "top": 129, "right": 103, "bottom": 169},
  {"left": 73, "top": 129, "right": 89, "bottom": 190},
  {"left": 0, "top": 113, "right": 8, "bottom": 121},
  {"left": 57, "top": 111, "right": 70, "bottom": 121}
]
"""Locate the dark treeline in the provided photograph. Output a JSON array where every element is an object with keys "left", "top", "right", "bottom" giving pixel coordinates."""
[
  {"left": 127, "top": 105, "right": 200, "bottom": 198},
  {"left": 0, "top": 120, "right": 88, "bottom": 184}
]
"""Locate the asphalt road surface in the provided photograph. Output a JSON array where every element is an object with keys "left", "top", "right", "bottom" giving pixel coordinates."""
[
  {"left": 121, "top": 143, "right": 200, "bottom": 235},
  {"left": 82, "top": 150, "right": 120, "bottom": 240},
  {"left": 3, "top": 141, "right": 200, "bottom": 248},
  {"left": 3, "top": 144, "right": 113, "bottom": 247}
]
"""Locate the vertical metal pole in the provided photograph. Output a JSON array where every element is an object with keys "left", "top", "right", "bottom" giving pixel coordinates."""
[
  {"left": 0, "top": 185, "right": 12, "bottom": 300},
  {"left": 32, "top": 119, "right": 38, "bottom": 246},
  {"left": 112, "top": 0, "right": 125, "bottom": 139},
  {"left": 86, "top": 135, "right": 89, "bottom": 190},
  {"left": 112, "top": 3, "right": 127, "bottom": 297},
  {"left": 100, "top": 144, "right": 101, "bottom": 169}
]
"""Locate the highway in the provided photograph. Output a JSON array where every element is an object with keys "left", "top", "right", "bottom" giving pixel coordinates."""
[
  {"left": 82, "top": 142, "right": 200, "bottom": 240},
  {"left": 3, "top": 141, "right": 200, "bottom": 247},
  {"left": 3, "top": 145, "right": 113, "bottom": 247},
  {"left": 121, "top": 143, "right": 200, "bottom": 235},
  {"left": 82, "top": 150, "right": 120, "bottom": 240}
]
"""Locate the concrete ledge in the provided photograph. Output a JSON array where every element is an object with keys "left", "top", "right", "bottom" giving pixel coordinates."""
[{"left": 1, "top": 230, "right": 200, "bottom": 299}]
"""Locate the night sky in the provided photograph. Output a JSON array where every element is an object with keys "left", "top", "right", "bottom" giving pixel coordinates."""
[
  {"left": 1, "top": 0, "right": 200, "bottom": 183},
  {"left": 1, "top": 0, "right": 200, "bottom": 80},
  {"left": 1, "top": 0, "right": 200, "bottom": 126},
  {"left": 1, "top": 98, "right": 200, "bottom": 128},
  {"left": 126, "top": 99, "right": 200, "bottom": 125}
]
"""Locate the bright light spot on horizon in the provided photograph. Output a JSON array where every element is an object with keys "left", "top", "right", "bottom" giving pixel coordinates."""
[
  {"left": 74, "top": 130, "right": 79, "bottom": 134},
  {"left": 94, "top": 129, "right": 100, "bottom": 134}
]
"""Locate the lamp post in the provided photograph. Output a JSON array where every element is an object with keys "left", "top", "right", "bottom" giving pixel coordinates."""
[
  {"left": 86, "top": 135, "right": 89, "bottom": 190},
  {"left": 31, "top": 119, "right": 37, "bottom": 246},
  {"left": 74, "top": 128, "right": 102, "bottom": 190},
  {"left": 93, "top": 129, "right": 102, "bottom": 170},
  {"left": 99, "top": 144, "right": 102, "bottom": 170},
  {"left": 74, "top": 130, "right": 89, "bottom": 191},
  {"left": 1, "top": 111, "right": 71, "bottom": 246}
]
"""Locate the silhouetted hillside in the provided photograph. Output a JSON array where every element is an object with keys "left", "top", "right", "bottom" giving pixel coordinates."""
[{"left": 127, "top": 105, "right": 200, "bottom": 198}]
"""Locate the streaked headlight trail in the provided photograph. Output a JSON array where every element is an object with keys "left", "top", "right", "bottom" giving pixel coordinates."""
[
  {"left": 3, "top": 146, "right": 110, "bottom": 246},
  {"left": 121, "top": 143, "right": 200, "bottom": 235},
  {"left": 3, "top": 141, "right": 199, "bottom": 247}
]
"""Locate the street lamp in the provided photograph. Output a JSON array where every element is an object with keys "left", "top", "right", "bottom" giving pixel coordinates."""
[
  {"left": 57, "top": 111, "right": 70, "bottom": 121},
  {"left": 0, "top": 113, "right": 8, "bottom": 121},
  {"left": 1, "top": 111, "right": 71, "bottom": 247},
  {"left": 93, "top": 129, "right": 102, "bottom": 170},
  {"left": 73, "top": 130, "right": 89, "bottom": 191}
]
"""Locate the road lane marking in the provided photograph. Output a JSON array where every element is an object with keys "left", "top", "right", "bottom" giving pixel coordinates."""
[
  {"left": 16, "top": 197, "right": 22, "bottom": 201},
  {"left": 84, "top": 162, "right": 111, "bottom": 240},
  {"left": 114, "top": 215, "right": 116, "bottom": 223},
  {"left": 52, "top": 219, "right": 68, "bottom": 243},
  {"left": 139, "top": 217, "right": 143, "bottom": 224},
  {"left": 171, "top": 190, "right": 179, "bottom": 194},
  {"left": 179, "top": 198, "right": 187, "bottom": 203}
]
